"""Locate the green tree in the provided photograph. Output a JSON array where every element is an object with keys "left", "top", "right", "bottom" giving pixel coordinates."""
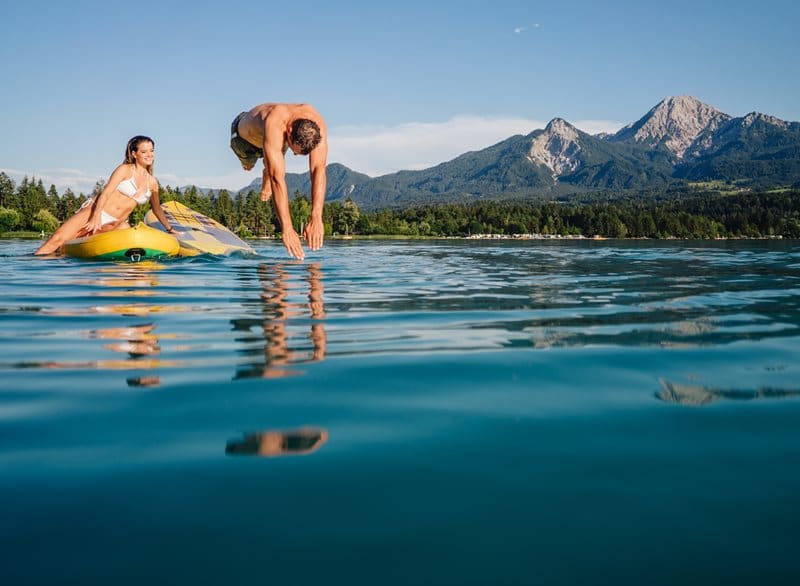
[
  {"left": 0, "top": 172, "right": 15, "bottom": 208},
  {"left": 16, "top": 177, "right": 48, "bottom": 225},
  {"left": 46, "top": 184, "right": 60, "bottom": 215},
  {"left": 214, "top": 189, "right": 235, "bottom": 227},
  {"left": 235, "top": 223, "right": 253, "bottom": 238},
  {"left": 31, "top": 209, "right": 59, "bottom": 233},
  {"left": 234, "top": 191, "right": 247, "bottom": 226},
  {"left": 335, "top": 198, "right": 360, "bottom": 235},
  {"left": 289, "top": 193, "right": 311, "bottom": 233},
  {"left": 242, "top": 190, "right": 274, "bottom": 237},
  {"left": 58, "top": 188, "right": 80, "bottom": 221},
  {"left": 183, "top": 186, "right": 211, "bottom": 216},
  {"left": 0, "top": 206, "right": 21, "bottom": 232}
]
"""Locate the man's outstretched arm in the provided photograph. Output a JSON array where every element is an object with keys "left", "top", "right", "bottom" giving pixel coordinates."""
[
  {"left": 304, "top": 138, "right": 328, "bottom": 251},
  {"left": 264, "top": 125, "right": 304, "bottom": 260}
]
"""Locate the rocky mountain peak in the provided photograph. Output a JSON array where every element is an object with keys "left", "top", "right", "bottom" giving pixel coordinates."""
[
  {"left": 545, "top": 117, "right": 578, "bottom": 135},
  {"left": 612, "top": 95, "right": 731, "bottom": 158},
  {"left": 527, "top": 118, "right": 582, "bottom": 177},
  {"left": 741, "top": 111, "right": 789, "bottom": 129}
]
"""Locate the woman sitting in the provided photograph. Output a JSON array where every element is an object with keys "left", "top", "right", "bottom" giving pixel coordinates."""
[{"left": 35, "top": 135, "right": 174, "bottom": 255}]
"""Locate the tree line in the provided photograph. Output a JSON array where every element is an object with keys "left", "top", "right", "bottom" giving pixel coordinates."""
[
  {"left": 0, "top": 173, "right": 361, "bottom": 238},
  {"left": 1, "top": 172, "right": 798, "bottom": 239},
  {"left": 358, "top": 191, "right": 800, "bottom": 239}
]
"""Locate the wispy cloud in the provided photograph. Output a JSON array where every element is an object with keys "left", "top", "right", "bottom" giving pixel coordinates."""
[
  {"left": 328, "top": 116, "right": 545, "bottom": 177},
  {"left": 515, "top": 23, "right": 541, "bottom": 34},
  {"left": 156, "top": 169, "right": 253, "bottom": 191},
  {"left": 4, "top": 116, "right": 625, "bottom": 193},
  {"left": 571, "top": 119, "right": 624, "bottom": 135}
]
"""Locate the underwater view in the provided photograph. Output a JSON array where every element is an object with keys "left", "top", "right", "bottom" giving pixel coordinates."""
[{"left": 2, "top": 238, "right": 799, "bottom": 585}]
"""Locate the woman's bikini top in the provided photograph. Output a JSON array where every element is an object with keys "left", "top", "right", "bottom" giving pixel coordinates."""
[{"left": 117, "top": 173, "right": 152, "bottom": 205}]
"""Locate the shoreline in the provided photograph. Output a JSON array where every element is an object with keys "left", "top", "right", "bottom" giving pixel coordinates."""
[
  {"left": 5, "top": 232, "right": 791, "bottom": 242},
  {"left": 250, "top": 233, "right": 791, "bottom": 242}
]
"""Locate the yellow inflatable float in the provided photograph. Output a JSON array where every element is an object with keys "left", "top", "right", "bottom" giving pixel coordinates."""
[{"left": 64, "top": 223, "right": 180, "bottom": 261}]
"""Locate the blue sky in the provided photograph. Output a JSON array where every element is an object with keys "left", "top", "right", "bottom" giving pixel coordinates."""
[{"left": 1, "top": 0, "right": 797, "bottom": 194}]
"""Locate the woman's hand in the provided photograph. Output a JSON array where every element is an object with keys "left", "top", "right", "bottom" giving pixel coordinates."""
[{"left": 83, "top": 214, "right": 103, "bottom": 234}]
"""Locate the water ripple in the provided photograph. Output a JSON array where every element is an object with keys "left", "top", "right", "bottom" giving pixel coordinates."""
[{"left": 0, "top": 239, "right": 798, "bottom": 387}]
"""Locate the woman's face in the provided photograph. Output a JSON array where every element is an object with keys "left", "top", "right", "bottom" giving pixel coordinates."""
[{"left": 133, "top": 141, "right": 155, "bottom": 166}]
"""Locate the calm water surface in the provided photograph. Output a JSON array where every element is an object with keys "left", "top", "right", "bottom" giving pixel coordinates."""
[{"left": 1, "top": 238, "right": 799, "bottom": 585}]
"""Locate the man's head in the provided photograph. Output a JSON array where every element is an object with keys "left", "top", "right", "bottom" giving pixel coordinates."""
[{"left": 288, "top": 119, "right": 322, "bottom": 155}]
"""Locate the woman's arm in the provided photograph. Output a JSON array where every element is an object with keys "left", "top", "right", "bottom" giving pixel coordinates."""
[{"left": 147, "top": 181, "right": 175, "bottom": 233}]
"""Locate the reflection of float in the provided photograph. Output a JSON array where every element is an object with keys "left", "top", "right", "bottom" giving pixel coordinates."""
[
  {"left": 21, "top": 357, "right": 179, "bottom": 371},
  {"left": 43, "top": 303, "right": 190, "bottom": 318},
  {"left": 226, "top": 428, "right": 329, "bottom": 457},
  {"left": 90, "top": 304, "right": 182, "bottom": 317},
  {"left": 24, "top": 259, "right": 191, "bottom": 386},
  {"left": 35, "top": 304, "right": 186, "bottom": 384},
  {"left": 656, "top": 378, "right": 800, "bottom": 406},
  {"left": 45, "top": 259, "right": 184, "bottom": 316},
  {"left": 63, "top": 262, "right": 169, "bottom": 296},
  {"left": 21, "top": 320, "right": 183, "bottom": 382}
]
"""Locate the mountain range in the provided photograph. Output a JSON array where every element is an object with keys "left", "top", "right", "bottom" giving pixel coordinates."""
[{"left": 239, "top": 96, "right": 800, "bottom": 209}]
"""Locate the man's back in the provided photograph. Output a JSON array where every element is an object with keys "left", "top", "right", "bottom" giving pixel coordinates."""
[{"left": 237, "top": 103, "right": 325, "bottom": 149}]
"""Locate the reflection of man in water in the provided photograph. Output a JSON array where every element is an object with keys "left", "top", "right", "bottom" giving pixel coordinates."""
[
  {"left": 232, "top": 262, "right": 326, "bottom": 379},
  {"left": 226, "top": 428, "right": 328, "bottom": 457}
]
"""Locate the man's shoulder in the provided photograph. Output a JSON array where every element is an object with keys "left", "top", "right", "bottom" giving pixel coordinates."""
[
  {"left": 251, "top": 102, "right": 320, "bottom": 116},
  {"left": 249, "top": 102, "right": 324, "bottom": 130},
  {"left": 258, "top": 103, "right": 292, "bottom": 125}
]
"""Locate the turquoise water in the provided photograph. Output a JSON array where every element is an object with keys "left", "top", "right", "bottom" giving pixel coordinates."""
[{"left": 2, "top": 238, "right": 799, "bottom": 585}]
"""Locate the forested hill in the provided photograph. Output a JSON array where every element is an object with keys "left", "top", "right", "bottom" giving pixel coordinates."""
[{"left": 2, "top": 171, "right": 797, "bottom": 240}]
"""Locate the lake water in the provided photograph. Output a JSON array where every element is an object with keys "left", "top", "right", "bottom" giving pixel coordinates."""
[{"left": 1, "top": 238, "right": 799, "bottom": 585}]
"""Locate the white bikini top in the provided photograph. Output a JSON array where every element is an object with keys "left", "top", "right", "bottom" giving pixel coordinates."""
[{"left": 117, "top": 173, "right": 152, "bottom": 205}]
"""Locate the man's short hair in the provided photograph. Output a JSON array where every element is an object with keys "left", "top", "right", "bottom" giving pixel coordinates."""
[{"left": 291, "top": 119, "right": 322, "bottom": 155}]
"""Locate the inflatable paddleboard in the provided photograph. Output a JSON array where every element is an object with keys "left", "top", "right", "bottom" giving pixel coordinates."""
[
  {"left": 64, "top": 223, "right": 180, "bottom": 261},
  {"left": 145, "top": 201, "right": 254, "bottom": 256}
]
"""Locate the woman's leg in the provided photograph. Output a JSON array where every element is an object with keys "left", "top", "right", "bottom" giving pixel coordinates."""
[{"left": 34, "top": 206, "right": 93, "bottom": 255}]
